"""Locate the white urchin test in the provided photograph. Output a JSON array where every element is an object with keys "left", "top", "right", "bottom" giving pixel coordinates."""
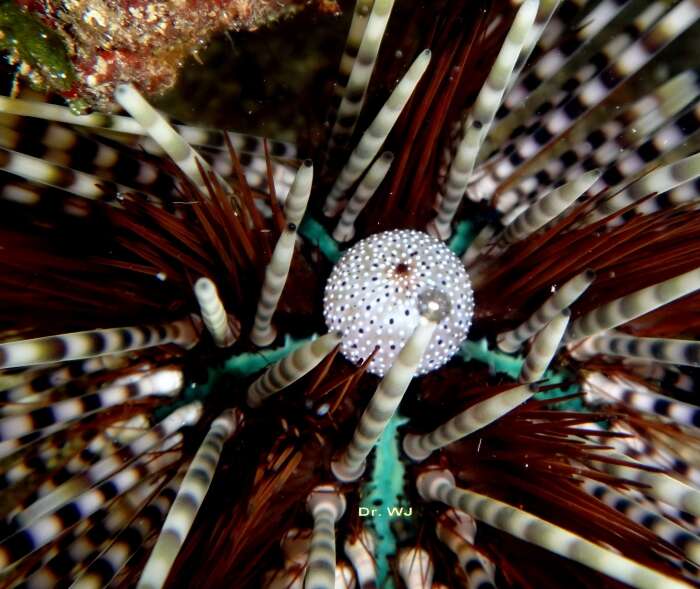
[{"left": 323, "top": 229, "right": 474, "bottom": 376}]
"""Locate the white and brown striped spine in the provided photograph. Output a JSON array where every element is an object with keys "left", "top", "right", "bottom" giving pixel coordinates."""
[
  {"left": 403, "top": 385, "right": 533, "bottom": 461},
  {"left": 487, "top": 0, "right": 629, "bottom": 150},
  {"left": 498, "top": 269, "right": 594, "bottom": 352},
  {"left": 497, "top": 170, "right": 599, "bottom": 245},
  {"left": 418, "top": 469, "right": 694, "bottom": 589},
  {"left": 436, "top": 511, "right": 497, "bottom": 589},
  {"left": 584, "top": 152, "right": 700, "bottom": 225},
  {"left": 326, "top": 0, "right": 395, "bottom": 158},
  {"left": 519, "top": 309, "right": 570, "bottom": 382},
  {"left": 0, "top": 441, "right": 180, "bottom": 569},
  {"left": 332, "top": 151, "right": 394, "bottom": 243},
  {"left": 70, "top": 470, "right": 186, "bottom": 589},
  {"left": 332, "top": 293, "right": 448, "bottom": 481},
  {"left": 582, "top": 372, "right": 700, "bottom": 428},
  {"left": 247, "top": 333, "right": 341, "bottom": 407},
  {"left": 0, "top": 96, "right": 295, "bottom": 159},
  {"left": 0, "top": 146, "right": 139, "bottom": 203},
  {"left": 574, "top": 332, "right": 700, "bottom": 367},
  {"left": 14, "top": 401, "right": 202, "bottom": 527},
  {"left": 477, "top": 0, "right": 700, "bottom": 197},
  {"left": 0, "top": 368, "right": 184, "bottom": 443},
  {"left": 283, "top": 159, "right": 314, "bottom": 226},
  {"left": 582, "top": 479, "right": 700, "bottom": 565},
  {"left": 0, "top": 317, "right": 200, "bottom": 369},
  {"left": 250, "top": 224, "right": 298, "bottom": 347},
  {"left": 428, "top": 0, "right": 539, "bottom": 240},
  {"left": 0, "top": 355, "right": 128, "bottom": 403},
  {"left": 461, "top": 224, "right": 497, "bottom": 267},
  {"left": 19, "top": 474, "right": 165, "bottom": 589},
  {"left": 194, "top": 278, "right": 239, "bottom": 348},
  {"left": 136, "top": 409, "right": 243, "bottom": 589},
  {"left": 589, "top": 449, "right": 700, "bottom": 518},
  {"left": 323, "top": 49, "right": 431, "bottom": 216},
  {"left": 114, "top": 84, "right": 225, "bottom": 192},
  {"left": 567, "top": 267, "right": 700, "bottom": 341},
  {"left": 303, "top": 485, "right": 347, "bottom": 589}
]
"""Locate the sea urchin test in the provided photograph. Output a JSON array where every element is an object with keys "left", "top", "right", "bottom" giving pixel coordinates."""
[{"left": 323, "top": 229, "right": 473, "bottom": 376}]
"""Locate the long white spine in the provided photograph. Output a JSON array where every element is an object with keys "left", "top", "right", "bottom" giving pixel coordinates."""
[
  {"left": 250, "top": 225, "right": 298, "bottom": 347},
  {"left": 499, "top": 170, "right": 600, "bottom": 244},
  {"left": 323, "top": 50, "right": 431, "bottom": 215},
  {"left": 403, "top": 385, "right": 533, "bottom": 461},
  {"left": 331, "top": 313, "right": 441, "bottom": 481},
  {"left": 428, "top": 0, "right": 539, "bottom": 240},
  {"left": 333, "top": 152, "right": 394, "bottom": 242},
  {"left": 585, "top": 152, "right": 700, "bottom": 224},
  {"left": 567, "top": 267, "right": 700, "bottom": 341},
  {"left": 329, "top": 0, "right": 396, "bottom": 147},
  {"left": 247, "top": 333, "right": 342, "bottom": 407},
  {"left": 194, "top": 278, "right": 238, "bottom": 348},
  {"left": 137, "top": 409, "right": 243, "bottom": 589},
  {"left": 498, "top": 270, "right": 595, "bottom": 352},
  {"left": 304, "top": 486, "right": 347, "bottom": 589},
  {"left": 284, "top": 160, "right": 314, "bottom": 226},
  {"left": 0, "top": 317, "right": 200, "bottom": 369},
  {"left": 574, "top": 332, "right": 700, "bottom": 367},
  {"left": 418, "top": 470, "right": 694, "bottom": 589},
  {"left": 519, "top": 310, "right": 570, "bottom": 382},
  {"left": 114, "top": 84, "right": 224, "bottom": 192}
]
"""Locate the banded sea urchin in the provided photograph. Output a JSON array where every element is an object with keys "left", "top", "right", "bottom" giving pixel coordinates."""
[{"left": 0, "top": 0, "right": 699, "bottom": 588}]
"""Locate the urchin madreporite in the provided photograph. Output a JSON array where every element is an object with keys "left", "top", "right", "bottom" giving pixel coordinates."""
[{"left": 0, "top": 1, "right": 699, "bottom": 588}]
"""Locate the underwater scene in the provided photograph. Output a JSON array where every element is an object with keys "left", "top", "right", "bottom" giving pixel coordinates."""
[{"left": 0, "top": 0, "right": 699, "bottom": 587}]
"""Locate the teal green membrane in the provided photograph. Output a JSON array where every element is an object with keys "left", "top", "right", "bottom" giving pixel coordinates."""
[
  {"left": 299, "top": 216, "right": 342, "bottom": 263},
  {"left": 359, "top": 413, "right": 408, "bottom": 589}
]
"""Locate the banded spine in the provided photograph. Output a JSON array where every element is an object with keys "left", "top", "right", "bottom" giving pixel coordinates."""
[
  {"left": 247, "top": 333, "right": 342, "bottom": 408},
  {"left": 418, "top": 469, "right": 694, "bottom": 589},
  {"left": 327, "top": 0, "right": 395, "bottom": 155},
  {"left": 70, "top": 471, "right": 185, "bottom": 589},
  {"left": 0, "top": 368, "right": 184, "bottom": 443},
  {"left": 194, "top": 278, "right": 239, "bottom": 348},
  {"left": 436, "top": 511, "right": 497, "bottom": 589},
  {"left": 519, "top": 309, "right": 570, "bottom": 382},
  {"left": 323, "top": 49, "right": 431, "bottom": 216},
  {"left": 583, "top": 372, "right": 700, "bottom": 428},
  {"left": 498, "top": 171, "right": 599, "bottom": 245},
  {"left": 498, "top": 269, "right": 595, "bottom": 352},
  {"left": 403, "top": 385, "right": 533, "bottom": 461},
  {"left": 250, "top": 224, "right": 298, "bottom": 347},
  {"left": 137, "top": 409, "right": 243, "bottom": 589},
  {"left": 303, "top": 485, "right": 347, "bottom": 589},
  {"left": 428, "top": 0, "right": 539, "bottom": 240},
  {"left": 332, "top": 293, "right": 448, "bottom": 481},
  {"left": 567, "top": 267, "right": 700, "bottom": 341},
  {"left": 575, "top": 333, "right": 700, "bottom": 367},
  {"left": 332, "top": 151, "right": 393, "bottom": 243},
  {"left": 0, "top": 317, "right": 200, "bottom": 369},
  {"left": 114, "top": 84, "right": 225, "bottom": 192},
  {"left": 14, "top": 401, "right": 202, "bottom": 527},
  {"left": 0, "top": 442, "right": 181, "bottom": 569}
]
